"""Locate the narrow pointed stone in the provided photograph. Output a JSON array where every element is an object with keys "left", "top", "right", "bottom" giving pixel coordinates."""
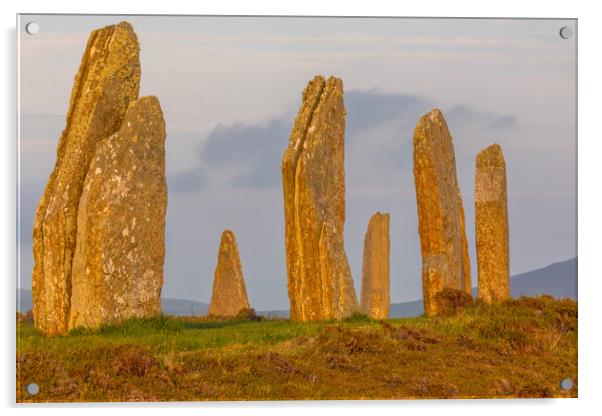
[
  {"left": 281, "top": 75, "right": 359, "bottom": 321},
  {"left": 475, "top": 144, "right": 510, "bottom": 303},
  {"left": 208, "top": 230, "right": 251, "bottom": 317},
  {"left": 412, "top": 109, "right": 471, "bottom": 316},
  {"left": 32, "top": 22, "right": 141, "bottom": 335},
  {"left": 68, "top": 96, "right": 167, "bottom": 330},
  {"left": 360, "top": 212, "right": 390, "bottom": 319}
]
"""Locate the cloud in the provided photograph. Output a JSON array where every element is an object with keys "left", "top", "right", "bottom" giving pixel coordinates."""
[
  {"left": 485, "top": 115, "right": 518, "bottom": 131},
  {"left": 203, "top": 119, "right": 293, "bottom": 189},
  {"left": 166, "top": 90, "right": 516, "bottom": 193},
  {"left": 139, "top": 32, "right": 560, "bottom": 52},
  {"left": 345, "top": 89, "right": 430, "bottom": 133},
  {"left": 168, "top": 169, "right": 208, "bottom": 193},
  {"left": 446, "top": 104, "right": 517, "bottom": 131}
]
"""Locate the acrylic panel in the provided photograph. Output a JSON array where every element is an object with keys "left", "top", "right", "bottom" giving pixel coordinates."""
[{"left": 16, "top": 14, "right": 577, "bottom": 402}]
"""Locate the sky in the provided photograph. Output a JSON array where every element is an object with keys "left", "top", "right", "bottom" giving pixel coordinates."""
[{"left": 18, "top": 15, "right": 577, "bottom": 309}]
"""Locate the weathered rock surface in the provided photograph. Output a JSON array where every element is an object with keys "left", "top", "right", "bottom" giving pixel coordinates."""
[
  {"left": 421, "top": 254, "right": 449, "bottom": 316},
  {"left": 412, "top": 109, "right": 472, "bottom": 316},
  {"left": 475, "top": 144, "right": 510, "bottom": 303},
  {"left": 360, "top": 212, "right": 390, "bottom": 319},
  {"left": 68, "top": 96, "right": 167, "bottom": 330},
  {"left": 208, "top": 230, "right": 251, "bottom": 317},
  {"left": 281, "top": 75, "right": 359, "bottom": 321},
  {"left": 32, "top": 22, "right": 141, "bottom": 335},
  {"left": 318, "top": 223, "right": 360, "bottom": 320}
]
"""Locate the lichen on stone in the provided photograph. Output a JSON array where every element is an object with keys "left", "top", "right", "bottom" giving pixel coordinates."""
[
  {"left": 32, "top": 21, "right": 141, "bottom": 335},
  {"left": 360, "top": 212, "right": 390, "bottom": 319},
  {"left": 208, "top": 230, "right": 251, "bottom": 317},
  {"left": 475, "top": 144, "right": 510, "bottom": 303},
  {"left": 281, "top": 75, "right": 359, "bottom": 322},
  {"left": 68, "top": 96, "right": 167, "bottom": 330},
  {"left": 412, "top": 109, "right": 472, "bottom": 316}
]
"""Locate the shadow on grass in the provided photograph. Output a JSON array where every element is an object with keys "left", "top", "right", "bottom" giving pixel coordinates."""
[{"left": 68, "top": 315, "right": 184, "bottom": 336}]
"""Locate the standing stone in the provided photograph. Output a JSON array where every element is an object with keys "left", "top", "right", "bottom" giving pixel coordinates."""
[
  {"left": 360, "top": 212, "right": 390, "bottom": 319},
  {"left": 32, "top": 22, "right": 140, "bottom": 335},
  {"left": 208, "top": 230, "right": 251, "bottom": 317},
  {"left": 282, "top": 75, "right": 359, "bottom": 321},
  {"left": 475, "top": 144, "right": 510, "bottom": 303},
  {"left": 68, "top": 96, "right": 167, "bottom": 330},
  {"left": 412, "top": 109, "right": 472, "bottom": 316}
]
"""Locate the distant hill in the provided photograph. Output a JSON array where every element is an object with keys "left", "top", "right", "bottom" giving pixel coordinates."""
[
  {"left": 388, "top": 299, "right": 424, "bottom": 318},
  {"left": 161, "top": 298, "right": 208, "bottom": 316},
  {"left": 258, "top": 310, "right": 290, "bottom": 319},
  {"left": 16, "top": 257, "right": 577, "bottom": 318},
  {"left": 16, "top": 290, "right": 209, "bottom": 317},
  {"left": 510, "top": 257, "right": 577, "bottom": 299},
  {"left": 16, "top": 289, "right": 281, "bottom": 318},
  {"left": 389, "top": 257, "right": 577, "bottom": 318}
]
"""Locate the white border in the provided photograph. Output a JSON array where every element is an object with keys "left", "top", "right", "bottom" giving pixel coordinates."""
[{"left": 2, "top": 1, "right": 599, "bottom": 415}]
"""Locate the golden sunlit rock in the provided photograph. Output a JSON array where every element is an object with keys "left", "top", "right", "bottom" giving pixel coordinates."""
[
  {"left": 475, "top": 144, "right": 510, "bottom": 303},
  {"left": 68, "top": 96, "right": 167, "bottom": 330},
  {"left": 412, "top": 109, "right": 472, "bottom": 316},
  {"left": 208, "top": 230, "right": 251, "bottom": 317},
  {"left": 360, "top": 212, "right": 390, "bottom": 319},
  {"left": 32, "top": 22, "right": 141, "bottom": 335},
  {"left": 282, "top": 75, "right": 359, "bottom": 321}
]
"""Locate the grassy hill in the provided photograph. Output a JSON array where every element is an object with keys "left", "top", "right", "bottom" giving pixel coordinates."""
[{"left": 17, "top": 295, "right": 577, "bottom": 402}]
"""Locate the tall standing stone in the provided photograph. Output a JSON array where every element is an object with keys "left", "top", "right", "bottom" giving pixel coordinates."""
[
  {"left": 360, "top": 212, "right": 390, "bottom": 319},
  {"left": 475, "top": 144, "right": 510, "bottom": 303},
  {"left": 281, "top": 75, "right": 359, "bottom": 321},
  {"left": 68, "top": 96, "right": 167, "bottom": 330},
  {"left": 412, "top": 109, "right": 471, "bottom": 316},
  {"left": 32, "top": 22, "right": 141, "bottom": 335},
  {"left": 208, "top": 230, "right": 251, "bottom": 317}
]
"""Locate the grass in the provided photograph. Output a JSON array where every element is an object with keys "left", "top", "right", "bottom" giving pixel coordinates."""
[{"left": 16, "top": 295, "right": 577, "bottom": 402}]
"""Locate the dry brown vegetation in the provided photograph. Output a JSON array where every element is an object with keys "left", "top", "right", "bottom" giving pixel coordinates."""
[{"left": 17, "top": 295, "right": 577, "bottom": 402}]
